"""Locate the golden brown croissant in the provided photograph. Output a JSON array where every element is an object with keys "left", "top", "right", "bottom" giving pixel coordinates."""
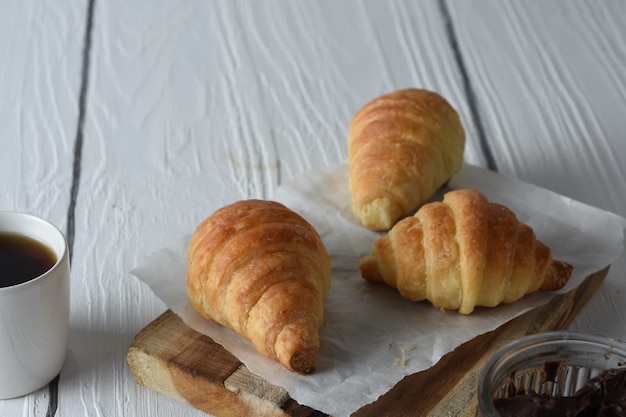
[
  {"left": 348, "top": 88, "right": 465, "bottom": 231},
  {"left": 186, "top": 199, "right": 332, "bottom": 374},
  {"left": 359, "top": 189, "right": 572, "bottom": 314}
]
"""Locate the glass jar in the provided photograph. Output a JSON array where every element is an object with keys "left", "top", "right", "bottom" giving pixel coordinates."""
[{"left": 476, "top": 331, "right": 626, "bottom": 416}]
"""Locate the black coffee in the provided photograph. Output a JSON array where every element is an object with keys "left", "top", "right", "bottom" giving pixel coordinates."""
[{"left": 0, "top": 233, "right": 57, "bottom": 288}]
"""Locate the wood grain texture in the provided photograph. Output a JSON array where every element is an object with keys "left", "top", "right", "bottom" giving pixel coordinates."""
[
  {"left": 0, "top": 1, "right": 86, "bottom": 415},
  {"left": 127, "top": 267, "right": 608, "bottom": 417},
  {"left": 127, "top": 311, "right": 325, "bottom": 417},
  {"left": 0, "top": 0, "right": 85, "bottom": 226}
]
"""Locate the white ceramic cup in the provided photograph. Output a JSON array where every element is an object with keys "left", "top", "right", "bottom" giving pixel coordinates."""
[{"left": 0, "top": 212, "right": 70, "bottom": 399}]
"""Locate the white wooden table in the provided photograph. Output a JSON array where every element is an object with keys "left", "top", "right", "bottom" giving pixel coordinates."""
[{"left": 2, "top": 1, "right": 625, "bottom": 416}]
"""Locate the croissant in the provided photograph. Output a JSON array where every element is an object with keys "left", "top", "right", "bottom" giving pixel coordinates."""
[
  {"left": 348, "top": 88, "right": 465, "bottom": 231},
  {"left": 359, "top": 189, "right": 573, "bottom": 314},
  {"left": 186, "top": 199, "right": 332, "bottom": 374}
]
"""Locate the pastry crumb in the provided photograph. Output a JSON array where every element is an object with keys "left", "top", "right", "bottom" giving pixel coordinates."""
[{"left": 393, "top": 344, "right": 416, "bottom": 366}]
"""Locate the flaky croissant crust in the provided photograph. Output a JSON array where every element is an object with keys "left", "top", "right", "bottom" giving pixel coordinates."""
[
  {"left": 348, "top": 88, "right": 465, "bottom": 231},
  {"left": 187, "top": 199, "right": 331, "bottom": 373},
  {"left": 360, "top": 189, "right": 572, "bottom": 314}
]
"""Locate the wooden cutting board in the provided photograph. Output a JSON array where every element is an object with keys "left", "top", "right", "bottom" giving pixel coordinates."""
[{"left": 127, "top": 267, "right": 608, "bottom": 417}]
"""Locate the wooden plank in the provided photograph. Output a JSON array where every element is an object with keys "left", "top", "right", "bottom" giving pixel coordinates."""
[
  {"left": 0, "top": 1, "right": 84, "bottom": 227},
  {"left": 127, "top": 267, "right": 608, "bottom": 417},
  {"left": 0, "top": 2, "right": 86, "bottom": 415}
]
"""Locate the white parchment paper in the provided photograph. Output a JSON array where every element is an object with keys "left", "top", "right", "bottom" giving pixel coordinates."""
[{"left": 131, "top": 163, "right": 626, "bottom": 417}]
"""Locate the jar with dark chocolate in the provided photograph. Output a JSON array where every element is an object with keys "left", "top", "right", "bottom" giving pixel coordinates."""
[{"left": 476, "top": 331, "right": 626, "bottom": 417}]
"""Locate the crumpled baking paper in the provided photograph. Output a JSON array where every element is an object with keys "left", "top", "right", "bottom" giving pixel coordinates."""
[{"left": 131, "top": 163, "right": 626, "bottom": 417}]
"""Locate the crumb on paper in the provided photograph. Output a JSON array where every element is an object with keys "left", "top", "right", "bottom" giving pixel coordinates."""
[
  {"left": 413, "top": 314, "right": 425, "bottom": 321},
  {"left": 394, "top": 344, "right": 416, "bottom": 366},
  {"left": 394, "top": 357, "right": 406, "bottom": 366}
]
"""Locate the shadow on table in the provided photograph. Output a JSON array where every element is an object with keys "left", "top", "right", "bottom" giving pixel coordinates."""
[{"left": 58, "top": 324, "right": 142, "bottom": 393}]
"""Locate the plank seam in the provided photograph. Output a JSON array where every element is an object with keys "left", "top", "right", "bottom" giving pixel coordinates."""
[
  {"left": 47, "top": 0, "right": 96, "bottom": 416},
  {"left": 65, "top": 0, "right": 95, "bottom": 261},
  {"left": 438, "top": 0, "right": 498, "bottom": 172}
]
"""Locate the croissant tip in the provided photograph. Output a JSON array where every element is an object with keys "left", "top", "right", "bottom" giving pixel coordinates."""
[
  {"left": 289, "top": 349, "right": 317, "bottom": 374},
  {"left": 359, "top": 197, "right": 401, "bottom": 231},
  {"left": 542, "top": 260, "right": 574, "bottom": 291},
  {"left": 359, "top": 256, "right": 383, "bottom": 282}
]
